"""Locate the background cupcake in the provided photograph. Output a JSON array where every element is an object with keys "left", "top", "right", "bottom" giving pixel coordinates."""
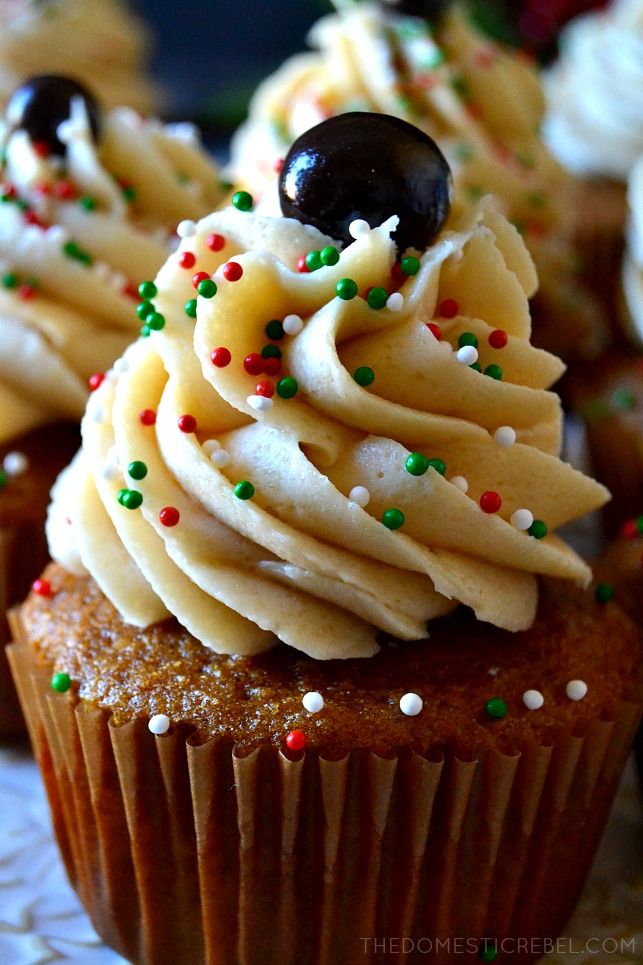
[{"left": 622, "top": 153, "right": 643, "bottom": 348}]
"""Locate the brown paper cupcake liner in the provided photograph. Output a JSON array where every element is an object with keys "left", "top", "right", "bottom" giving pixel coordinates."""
[{"left": 7, "top": 619, "right": 642, "bottom": 965}]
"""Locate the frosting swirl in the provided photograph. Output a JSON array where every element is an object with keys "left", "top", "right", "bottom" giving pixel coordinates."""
[
  {"left": 0, "top": 98, "right": 224, "bottom": 443},
  {"left": 48, "top": 200, "right": 607, "bottom": 659},
  {"left": 622, "top": 153, "right": 643, "bottom": 346},
  {"left": 544, "top": 0, "right": 643, "bottom": 181}
]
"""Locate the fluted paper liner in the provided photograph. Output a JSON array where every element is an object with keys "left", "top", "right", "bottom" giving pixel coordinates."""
[{"left": 8, "top": 615, "right": 642, "bottom": 965}]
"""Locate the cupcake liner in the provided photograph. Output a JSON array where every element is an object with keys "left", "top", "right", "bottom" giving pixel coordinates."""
[{"left": 8, "top": 619, "right": 642, "bottom": 965}]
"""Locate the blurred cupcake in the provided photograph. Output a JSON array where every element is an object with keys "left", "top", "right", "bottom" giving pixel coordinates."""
[
  {"left": 230, "top": 0, "right": 606, "bottom": 361},
  {"left": 622, "top": 153, "right": 643, "bottom": 348},
  {"left": 9, "top": 116, "right": 641, "bottom": 963},
  {"left": 0, "top": 0, "right": 158, "bottom": 114},
  {"left": 0, "top": 74, "right": 224, "bottom": 736}
]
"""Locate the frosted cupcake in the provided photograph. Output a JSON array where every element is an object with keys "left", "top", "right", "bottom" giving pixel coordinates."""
[
  {"left": 9, "top": 116, "right": 641, "bottom": 964},
  {"left": 230, "top": 0, "right": 605, "bottom": 361}
]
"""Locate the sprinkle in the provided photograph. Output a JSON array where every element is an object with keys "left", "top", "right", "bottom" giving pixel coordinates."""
[
  {"left": 263, "top": 356, "right": 281, "bottom": 376},
  {"left": 232, "top": 190, "right": 253, "bottom": 212},
  {"left": 211, "top": 347, "right": 231, "bottom": 368},
  {"left": 528, "top": 519, "right": 548, "bottom": 539},
  {"left": 62, "top": 240, "right": 92, "bottom": 265},
  {"left": 148, "top": 714, "right": 171, "bottom": 735},
  {"left": 197, "top": 278, "right": 217, "bottom": 298},
  {"left": 192, "top": 270, "right": 209, "bottom": 289},
  {"left": 140, "top": 409, "right": 156, "bottom": 426},
  {"left": 458, "top": 332, "right": 478, "bottom": 349},
  {"left": 382, "top": 508, "right": 404, "bottom": 530},
  {"left": 438, "top": 298, "right": 459, "bottom": 318},
  {"left": 386, "top": 292, "right": 404, "bottom": 312},
  {"left": 3, "top": 451, "right": 28, "bottom": 476},
  {"left": 480, "top": 491, "right": 501, "bottom": 514},
  {"left": 185, "top": 299, "right": 198, "bottom": 318},
  {"left": 79, "top": 195, "right": 97, "bottom": 211},
  {"left": 32, "top": 578, "right": 52, "bottom": 597},
  {"left": 488, "top": 329, "right": 508, "bottom": 349},
  {"left": 138, "top": 280, "right": 157, "bottom": 299},
  {"left": 302, "top": 692, "right": 324, "bottom": 713},
  {"left": 367, "top": 287, "right": 388, "bottom": 310},
  {"left": 178, "top": 414, "right": 197, "bottom": 433},
  {"left": 202, "top": 439, "right": 221, "bottom": 456},
  {"left": 522, "top": 689, "right": 544, "bottom": 710},
  {"left": 283, "top": 314, "right": 303, "bottom": 336},
  {"left": 305, "top": 250, "right": 322, "bottom": 272},
  {"left": 51, "top": 672, "right": 71, "bottom": 693},
  {"left": 286, "top": 730, "right": 307, "bottom": 752},
  {"left": 479, "top": 940, "right": 499, "bottom": 962},
  {"left": 400, "top": 256, "right": 420, "bottom": 276},
  {"left": 159, "top": 506, "right": 180, "bottom": 527},
  {"left": 234, "top": 480, "right": 255, "bottom": 500},
  {"left": 621, "top": 516, "right": 643, "bottom": 538},
  {"left": 427, "top": 322, "right": 442, "bottom": 340},
  {"left": 247, "top": 394, "right": 273, "bottom": 412},
  {"left": 211, "top": 449, "right": 230, "bottom": 467},
  {"left": 595, "top": 582, "right": 614, "bottom": 603},
  {"left": 511, "top": 509, "right": 533, "bottom": 531},
  {"left": 400, "top": 693, "right": 423, "bottom": 716},
  {"left": 243, "top": 353, "right": 264, "bottom": 375},
  {"left": 450, "top": 475, "right": 469, "bottom": 492},
  {"left": 353, "top": 366, "right": 375, "bottom": 387},
  {"left": 113, "top": 358, "right": 129, "bottom": 375},
  {"left": 336, "top": 278, "right": 358, "bottom": 300},
  {"left": 484, "top": 364, "right": 503, "bottom": 380},
  {"left": 207, "top": 233, "right": 226, "bottom": 251},
  {"left": 128, "top": 460, "right": 147, "bottom": 480},
  {"left": 296, "top": 255, "right": 309, "bottom": 273},
  {"left": 405, "top": 452, "right": 429, "bottom": 476},
  {"left": 485, "top": 697, "right": 507, "bottom": 719},
  {"left": 494, "top": 426, "right": 516, "bottom": 447},
  {"left": 261, "top": 344, "right": 281, "bottom": 360},
  {"left": 276, "top": 376, "right": 298, "bottom": 399},
  {"left": 178, "top": 251, "right": 196, "bottom": 269},
  {"left": 265, "top": 319, "right": 284, "bottom": 340},
  {"left": 223, "top": 261, "right": 243, "bottom": 282},
  {"left": 117, "top": 488, "right": 143, "bottom": 510},
  {"left": 566, "top": 680, "right": 588, "bottom": 702},
  {"left": 349, "top": 486, "right": 370, "bottom": 507},
  {"left": 177, "top": 220, "right": 196, "bottom": 238},
  {"left": 320, "top": 245, "right": 340, "bottom": 267},
  {"left": 147, "top": 312, "right": 165, "bottom": 331},
  {"left": 456, "top": 345, "right": 478, "bottom": 365},
  {"left": 349, "top": 219, "right": 371, "bottom": 238}
]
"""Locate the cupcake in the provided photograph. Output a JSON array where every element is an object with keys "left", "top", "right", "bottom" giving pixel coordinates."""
[
  {"left": 0, "top": 0, "right": 158, "bottom": 114},
  {"left": 230, "top": 0, "right": 606, "bottom": 362},
  {"left": 622, "top": 153, "right": 643, "bottom": 348},
  {"left": 0, "top": 74, "right": 224, "bottom": 736},
  {"left": 9, "top": 116, "right": 640, "bottom": 964}
]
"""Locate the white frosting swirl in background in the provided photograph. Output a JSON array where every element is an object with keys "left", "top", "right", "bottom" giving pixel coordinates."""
[
  {"left": 544, "top": 0, "right": 643, "bottom": 181},
  {"left": 622, "top": 154, "right": 643, "bottom": 345}
]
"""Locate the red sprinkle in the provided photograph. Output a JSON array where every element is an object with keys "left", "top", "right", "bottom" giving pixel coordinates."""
[
  {"left": 34, "top": 182, "right": 51, "bottom": 197},
  {"left": 206, "top": 233, "right": 225, "bottom": 252},
  {"left": 1, "top": 184, "right": 16, "bottom": 199},
  {"left": 391, "top": 261, "right": 405, "bottom": 286},
  {"left": 488, "top": 329, "right": 508, "bottom": 349},
  {"left": 123, "top": 282, "right": 139, "bottom": 301},
  {"left": 139, "top": 408, "right": 157, "bottom": 426},
  {"left": 211, "top": 347, "right": 232, "bottom": 368},
  {"left": 178, "top": 414, "right": 197, "bottom": 433},
  {"left": 33, "top": 141, "right": 50, "bottom": 158},
  {"left": 178, "top": 251, "right": 196, "bottom": 269},
  {"left": 17, "top": 284, "right": 35, "bottom": 300},
  {"left": 274, "top": 157, "right": 284, "bottom": 173},
  {"left": 286, "top": 730, "right": 307, "bottom": 752},
  {"left": 480, "top": 491, "right": 502, "bottom": 514},
  {"left": 192, "top": 270, "right": 210, "bottom": 289},
  {"left": 438, "top": 298, "right": 459, "bottom": 318},
  {"left": 621, "top": 519, "right": 639, "bottom": 539},
  {"left": 297, "top": 255, "right": 310, "bottom": 273},
  {"left": 426, "top": 322, "right": 442, "bottom": 341},
  {"left": 23, "top": 210, "right": 44, "bottom": 227},
  {"left": 255, "top": 379, "right": 275, "bottom": 398},
  {"left": 88, "top": 372, "right": 105, "bottom": 391},
  {"left": 53, "top": 180, "right": 76, "bottom": 200},
  {"left": 223, "top": 261, "right": 243, "bottom": 282},
  {"left": 159, "top": 506, "right": 180, "bottom": 527},
  {"left": 32, "top": 578, "right": 52, "bottom": 597},
  {"left": 243, "top": 353, "right": 264, "bottom": 376},
  {"left": 263, "top": 356, "right": 282, "bottom": 376}
]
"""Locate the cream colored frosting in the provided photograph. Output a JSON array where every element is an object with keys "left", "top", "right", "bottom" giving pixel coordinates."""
[
  {"left": 0, "top": 0, "right": 157, "bottom": 114},
  {"left": 0, "top": 97, "right": 224, "bottom": 443},
  {"left": 622, "top": 154, "right": 643, "bottom": 346},
  {"left": 544, "top": 0, "right": 643, "bottom": 182},
  {"left": 48, "top": 200, "right": 607, "bottom": 659}
]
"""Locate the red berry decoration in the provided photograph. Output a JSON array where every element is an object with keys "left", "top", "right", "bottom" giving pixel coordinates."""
[
  {"left": 488, "top": 329, "right": 508, "bottom": 349},
  {"left": 297, "top": 255, "right": 310, "bottom": 273},
  {"left": 286, "top": 730, "right": 307, "bottom": 752},
  {"left": 426, "top": 322, "right": 442, "bottom": 340},
  {"left": 480, "top": 491, "right": 502, "bottom": 514},
  {"left": 206, "top": 233, "right": 225, "bottom": 251},
  {"left": 32, "top": 578, "right": 52, "bottom": 597},
  {"left": 211, "top": 347, "right": 231, "bottom": 368},
  {"left": 159, "top": 506, "right": 180, "bottom": 527},
  {"left": 88, "top": 372, "right": 105, "bottom": 391},
  {"left": 18, "top": 284, "right": 35, "bottom": 300},
  {"left": 438, "top": 298, "right": 459, "bottom": 318},
  {"left": 263, "top": 356, "right": 282, "bottom": 376},
  {"left": 222, "top": 261, "right": 243, "bottom": 282},
  {"left": 192, "top": 270, "right": 210, "bottom": 289},
  {"left": 53, "top": 180, "right": 76, "bottom": 200},
  {"left": 243, "top": 353, "right": 264, "bottom": 376},
  {"left": 255, "top": 380, "right": 275, "bottom": 398},
  {"left": 139, "top": 408, "right": 156, "bottom": 426},
  {"left": 178, "top": 414, "right": 197, "bottom": 433},
  {"left": 178, "top": 251, "right": 196, "bottom": 269}
]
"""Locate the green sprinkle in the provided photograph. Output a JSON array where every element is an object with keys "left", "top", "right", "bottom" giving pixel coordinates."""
[
  {"left": 305, "top": 249, "right": 323, "bottom": 272},
  {"left": 128, "top": 461, "right": 148, "bottom": 480},
  {"left": 470, "top": 362, "right": 482, "bottom": 372},
  {"left": 595, "top": 582, "right": 614, "bottom": 603},
  {"left": 63, "top": 240, "right": 93, "bottom": 265},
  {"left": 140, "top": 325, "right": 151, "bottom": 337},
  {"left": 405, "top": 452, "right": 429, "bottom": 476},
  {"left": 637, "top": 515, "right": 643, "bottom": 534},
  {"left": 484, "top": 364, "right": 503, "bottom": 380},
  {"left": 336, "top": 278, "right": 358, "bottom": 300},
  {"left": 79, "top": 195, "right": 97, "bottom": 211},
  {"left": 582, "top": 398, "right": 610, "bottom": 421},
  {"left": 16, "top": 199, "right": 28, "bottom": 211},
  {"left": 353, "top": 366, "right": 375, "bottom": 387},
  {"left": 320, "top": 245, "right": 340, "bottom": 267},
  {"left": 265, "top": 319, "right": 284, "bottom": 340},
  {"left": 136, "top": 300, "right": 155, "bottom": 320},
  {"left": 382, "top": 508, "right": 405, "bottom": 531},
  {"left": 424, "top": 48, "right": 445, "bottom": 69},
  {"left": 185, "top": 298, "right": 198, "bottom": 318},
  {"left": 400, "top": 256, "right": 420, "bottom": 276},
  {"left": 138, "top": 280, "right": 157, "bottom": 299},
  {"left": 51, "top": 672, "right": 71, "bottom": 694},
  {"left": 427, "top": 458, "right": 446, "bottom": 475},
  {"left": 611, "top": 387, "right": 636, "bottom": 411},
  {"left": 528, "top": 519, "right": 548, "bottom": 540},
  {"left": 197, "top": 279, "right": 217, "bottom": 299},
  {"left": 234, "top": 480, "right": 255, "bottom": 500},
  {"left": 485, "top": 697, "right": 507, "bottom": 720},
  {"left": 147, "top": 312, "right": 165, "bottom": 331},
  {"left": 450, "top": 74, "right": 470, "bottom": 101},
  {"left": 117, "top": 488, "right": 143, "bottom": 510},
  {"left": 366, "top": 287, "right": 388, "bottom": 310},
  {"left": 458, "top": 332, "right": 478, "bottom": 349},
  {"left": 0, "top": 468, "right": 6, "bottom": 489},
  {"left": 527, "top": 190, "right": 545, "bottom": 208},
  {"left": 479, "top": 940, "right": 498, "bottom": 962},
  {"left": 2, "top": 272, "right": 17, "bottom": 289},
  {"left": 122, "top": 185, "right": 137, "bottom": 202},
  {"left": 232, "top": 190, "right": 253, "bottom": 212},
  {"left": 261, "top": 344, "right": 281, "bottom": 359},
  {"left": 276, "top": 376, "right": 298, "bottom": 399},
  {"left": 454, "top": 142, "right": 474, "bottom": 163}
]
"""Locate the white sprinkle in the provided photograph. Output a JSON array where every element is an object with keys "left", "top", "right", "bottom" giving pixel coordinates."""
[
  {"left": 148, "top": 713, "right": 171, "bottom": 735},
  {"left": 511, "top": 508, "right": 534, "bottom": 531},
  {"left": 349, "top": 485, "right": 370, "bottom": 507},
  {"left": 494, "top": 426, "right": 516, "bottom": 447},
  {"left": 386, "top": 292, "right": 404, "bottom": 312},
  {"left": 202, "top": 439, "right": 221, "bottom": 456},
  {"left": 400, "top": 692, "right": 423, "bottom": 717},
  {"left": 566, "top": 679, "right": 588, "bottom": 702},
  {"left": 247, "top": 394, "right": 273, "bottom": 412},
  {"left": 450, "top": 475, "right": 469, "bottom": 493},
  {"left": 110, "top": 271, "right": 126, "bottom": 293},
  {"left": 523, "top": 689, "right": 544, "bottom": 710},
  {"left": 456, "top": 345, "right": 478, "bottom": 365},
  {"left": 101, "top": 462, "right": 118, "bottom": 481},
  {"left": 488, "top": 666, "right": 499, "bottom": 677},
  {"left": 92, "top": 406, "right": 105, "bottom": 424},
  {"left": 211, "top": 448, "right": 230, "bottom": 468},
  {"left": 45, "top": 224, "right": 69, "bottom": 244},
  {"left": 3, "top": 451, "right": 28, "bottom": 476},
  {"left": 113, "top": 357, "right": 129, "bottom": 374},
  {"left": 302, "top": 691, "right": 324, "bottom": 713},
  {"left": 56, "top": 118, "right": 75, "bottom": 144},
  {"left": 23, "top": 224, "right": 42, "bottom": 245},
  {"left": 165, "top": 121, "right": 199, "bottom": 142},
  {"left": 282, "top": 314, "right": 303, "bottom": 336},
  {"left": 93, "top": 261, "right": 110, "bottom": 281},
  {"left": 177, "top": 219, "right": 197, "bottom": 238},
  {"left": 349, "top": 219, "right": 371, "bottom": 238}
]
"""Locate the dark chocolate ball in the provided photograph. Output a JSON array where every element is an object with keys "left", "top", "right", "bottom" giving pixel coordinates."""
[
  {"left": 278, "top": 113, "right": 452, "bottom": 254},
  {"left": 378, "top": 0, "right": 451, "bottom": 20},
  {"left": 6, "top": 75, "right": 101, "bottom": 156}
]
